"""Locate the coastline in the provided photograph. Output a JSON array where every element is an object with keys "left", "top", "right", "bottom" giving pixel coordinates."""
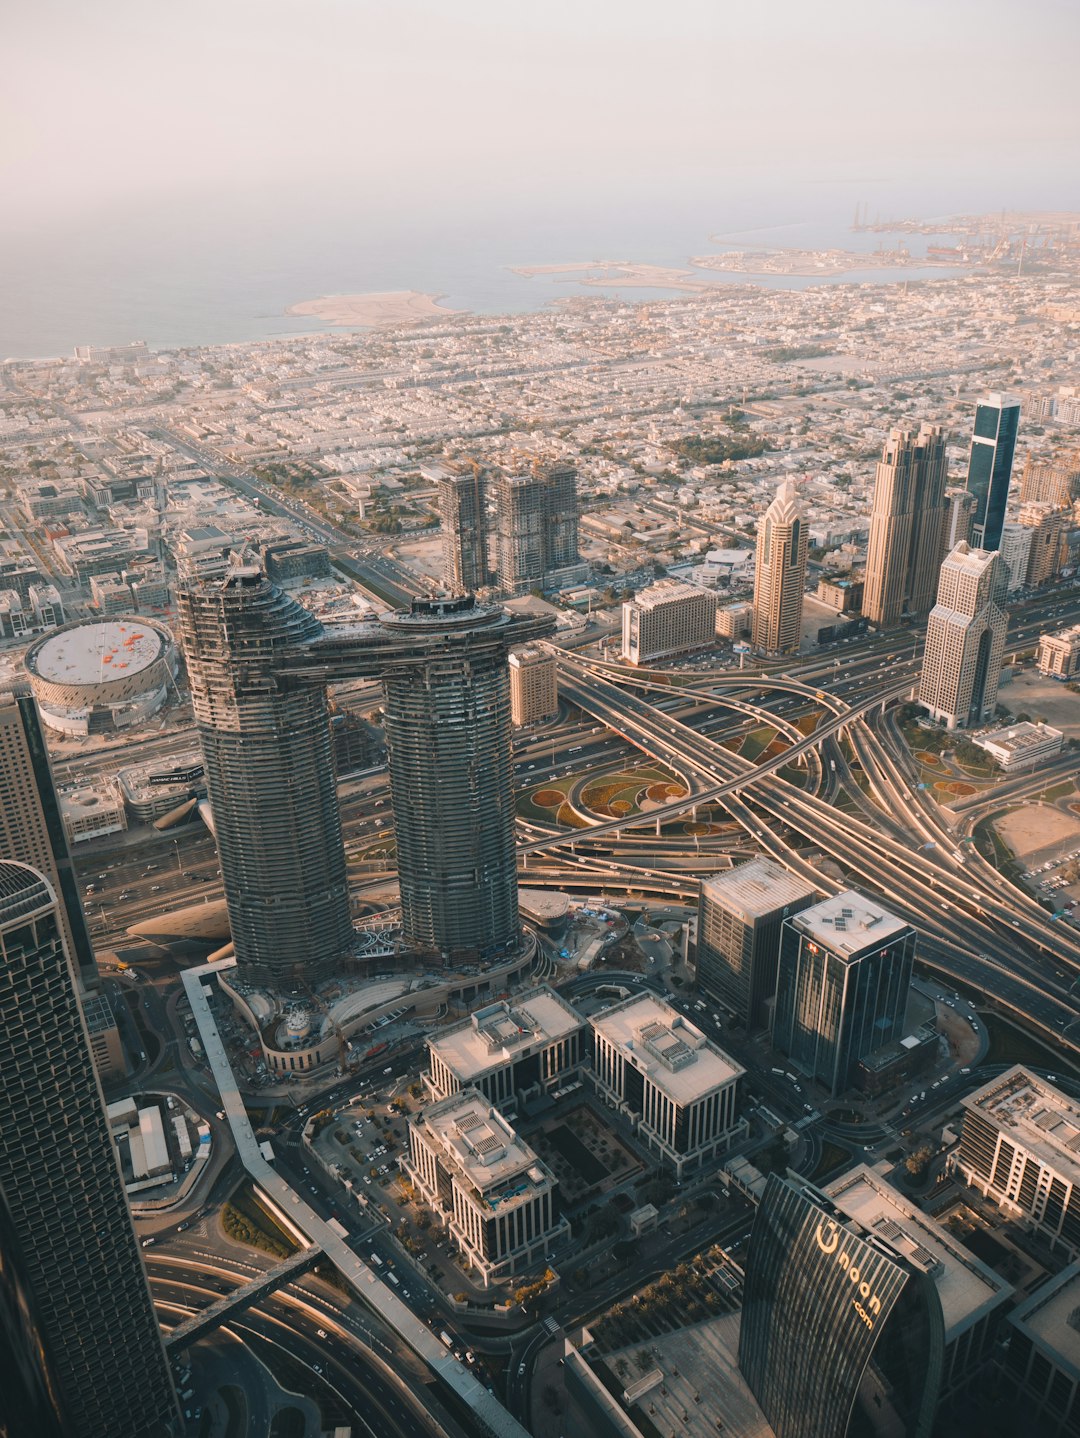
[{"left": 285, "top": 290, "right": 463, "bottom": 329}]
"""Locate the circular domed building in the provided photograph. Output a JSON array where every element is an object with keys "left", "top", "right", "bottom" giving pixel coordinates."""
[{"left": 24, "top": 616, "right": 178, "bottom": 735}]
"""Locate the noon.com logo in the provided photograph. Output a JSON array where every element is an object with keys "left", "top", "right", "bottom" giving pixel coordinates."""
[{"left": 815, "top": 1219, "right": 884, "bottom": 1331}]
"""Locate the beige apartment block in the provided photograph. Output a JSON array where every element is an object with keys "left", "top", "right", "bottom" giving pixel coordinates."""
[
  {"left": 509, "top": 644, "right": 558, "bottom": 725},
  {"left": 621, "top": 579, "right": 717, "bottom": 665},
  {"left": 1036, "top": 624, "right": 1080, "bottom": 679}
]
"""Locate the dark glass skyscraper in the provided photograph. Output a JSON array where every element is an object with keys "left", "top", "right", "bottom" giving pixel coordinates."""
[
  {"left": 965, "top": 393, "right": 1020, "bottom": 551},
  {"left": 739, "top": 1174, "right": 942, "bottom": 1438},
  {"left": 0, "top": 861, "right": 178, "bottom": 1438},
  {"left": 772, "top": 890, "right": 915, "bottom": 1096}
]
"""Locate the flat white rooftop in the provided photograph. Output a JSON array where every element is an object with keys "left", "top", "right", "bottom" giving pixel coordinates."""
[
  {"left": 630, "top": 579, "right": 714, "bottom": 610},
  {"left": 788, "top": 889, "right": 911, "bottom": 961},
  {"left": 417, "top": 1090, "right": 553, "bottom": 1211},
  {"left": 429, "top": 986, "right": 584, "bottom": 1083},
  {"left": 702, "top": 856, "right": 817, "bottom": 924},
  {"left": 826, "top": 1166, "right": 1011, "bottom": 1339},
  {"left": 592, "top": 992, "right": 743, "bottom": 1106},
  {"left": 1008, "top": 1262, "right": 1080, "bottom": 1380},
  {"left": 961, "top": 1066, "right": 1080, "bottom": 1189}
]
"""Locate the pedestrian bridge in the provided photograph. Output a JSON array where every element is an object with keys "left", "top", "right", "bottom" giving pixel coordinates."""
[{"left": 164, "top": 1247, "right": 320, "bottom": 1349}]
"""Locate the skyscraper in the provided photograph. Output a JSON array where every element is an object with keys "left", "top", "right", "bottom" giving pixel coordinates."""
[
  {"left": 739, "top": 1173, "right": 943, "bottom": 1438},
  {"left": 179, "top": 565, "right": 553, "bottom": 986},
  {"left": 965, "top": 393, "right": 1020, "bottom": 550},
  {"left": 0, "top": 861, "right": 178, "bottom": 1438},
  {"left": 493, "top": 460, "right": 582, "bottom": 595},
  {"left": 697, "top": 858, "right": 817, "bottom": 1028},
  {"left": 430, "top": 460, "right": 490, "bottom": 594},
  {"left": 1018, "top": 449, "right": 1080, "bottom": 508},
  {"left": 772, "top": 890, "right": 915, "bottom": 1096},
  {"left": 919, "top": 542, "right": 1008, "bottom": 729},
  {"left": 943, "top": 487, "right": 976, "bottom": 551},
  {"left": 177, "top": 565, "right": 355, "bottom": 990},
  {"left": 863, "top": 425, "right": 948, "bottom": 628},
  {"left": 752, "top": 478, "right": 808, "bottom": 655},
  {"left": 1018, "top": 501, "right": 1068, "bottom": 588},
  {"left": 0, "top": 686, "right": 97, "bottom": 982}
]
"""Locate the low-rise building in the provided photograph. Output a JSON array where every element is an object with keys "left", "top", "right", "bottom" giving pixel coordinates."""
[
  {"left": 117, "top": 752, "right": 206, "bottom": 822},
  {"left": 716, "top": 601, "right": 753, "bottom": 641},
  {"left": 406, "top": 1088, "right": 568, "bottom": 1286},
  {"left": 973, "top": 721, "right": 1065, "bottom": 773},
  {"left": 60, "top": 781, "right": 128, "bottom": 844},
  {"left": 589, "top": 992, "right": 746, "bottom": 1177},
  {"left": 951, "top": 1066, "right": 1080, "bottom": 1260},
  {"left": 1037, "top": 624, "right": 1080, "bottom": 680},
  {"left": 425, "top": 986, "right": 587, "bottom": 1113},
  {"left": 80, "top": 990, "right": 126, "bottom": 1082},
  {"left": 1002, "top": 1261, "right": 1080, "bottom": 1437},
  {"left": 621, "top": 580, "right": 718, "bottom": 665},
  {"left": 508, "top": 645, "right": 558, "bottom": 726},
  {"left": 816, "top": 576, "right": 864, "bottom": 613}
]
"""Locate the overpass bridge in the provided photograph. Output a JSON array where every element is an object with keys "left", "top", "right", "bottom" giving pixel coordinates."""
[{"left": 164, "top": 1248, "right": 320, "bottom": 1349}]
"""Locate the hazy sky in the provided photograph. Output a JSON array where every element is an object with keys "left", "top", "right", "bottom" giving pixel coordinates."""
[{"left": 4, "top": 0, "right": 1080, "bottom": 219}]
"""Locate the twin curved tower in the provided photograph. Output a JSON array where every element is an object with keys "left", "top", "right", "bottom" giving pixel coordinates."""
[{"left": 178, "top": 566, "right": 552, "bottom": 991}]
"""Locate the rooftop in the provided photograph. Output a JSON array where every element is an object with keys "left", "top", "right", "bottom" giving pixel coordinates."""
[
  {"left": 26, "top": 618, "right": 167, "bottom": 685},
  {"left": 591, "top": 992, "right": 744, "bottom": 1106},
  {"left": 826, "top": 1165, "right": 1012, "bottom": 1339},
  {"left": 1007, "top": 1261, "right": 1080, "bottom": 1380},
  {"left": 629, "top": 578, "right": 715, "bottom": 610},
  {"left": 960, "top": 1066, "right": 1080, "bottom": 1189},
  {"left": 976, "top": 721, "right": 1064, "bottom": 754},
  {"left": 428, "top": 985, "right": 585, "bottom": 1083},
  {"left": 701, "top": 856, "right": 817, "bottom": 924},
  {"left": 787, "top": 889, "right": 912, "bottom": 960},
  {"left": 415, "top": 1088, "right": 554, "bottom": 1210}
]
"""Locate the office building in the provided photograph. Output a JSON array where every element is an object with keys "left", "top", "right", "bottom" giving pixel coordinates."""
[
  {"left": 492, "top": 460, "right": 585, "bottom": 595},
  {"left": 0, "top": 687, "right": 96, "bottom": 981},
  {"left": 425, "top": 987, "right": 587, "bottom": 1111},
  {"left": 1037, "top": 624, "right": 1080, "bottom": 679},
  {"left": 863, "top": 425, "right": 948, "bottom": 628},
  {"left": 590, "top": 992, "right": 746, "bottom": 1177},
  {"left": 951, "top": 1066, "right": 1080, "bottom": 1259},
  {"left": 0, "top": 862, "right": 178, "bottom": 1438},
  {"left": 81, "top": 990, "right": 126, "bottom": 1081},
  {"left": 773, "top": 890, "right": 915, "bottom": 1096},
  {"left": 177, "top": 565, "right": 355, "bottom": 990},
  {"left": 1018, "top": 450, "right": 1080, "bottom": 508},
  {"left": 509, "top": 644, "right": 558, "bottom": 725},
  {"left": 972, "top": 720, "right": 1064, "bottom": 773},
  {"left": 918, "top": 543, "right": 1008, "bottom": 730},
  {"left": 740, "top": 1174, "right": 942, "bottom": 1438},
  {"left": 1002, "top": 1262, "right": 1080, "bottom": 1437},
  {"left": 621, "top": 579, "right": 718, "bottom": 665},
  {"left": 716, "top": 599, "right": 753, "bottom": 640},
  {"left": 816, "top": 576, "right": 863, "bottom": 613},
  {"left": 406, "top": 1088, "right": 568, "bottom": 1286},
  {"left": 697, "top": 858, "right": 818, "bottom": 1028},
  {"left": 179, "top": 567, "right": 552, "bottom": 986},
  {"left": 1018, "top": 501, "right": 1069, "bottom": 588},
  {"left": 965, "top": 393, "right": 1020, "bottom": 550},
  {"left": 998, "top": 522, "right": 1034, "bottom": 593},
  {"left": 752, "top": 479, "right": 808, "bottom": 655},
  {"left": 943, "top": 487, "right": 976, "bottom": 551},
  {"left": 825, "top": 1166, "right": 1013, "bottom": 1405},
  {"left": 429, "top": 460, "right": 490, "bottom": 594}
]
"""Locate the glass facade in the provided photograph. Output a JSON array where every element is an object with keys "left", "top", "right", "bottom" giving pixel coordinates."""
[
  {"left": 740, "top": 1175, "right": 942, "bottom": 1438},
  {"left": 0, "top": 863, "right": 178, "bottom": 1437},
  {"left": 966, "top": 398, "right": 1020, "bottom": 551},
  {"left": 773, "top": 917, "right": 915, "bottom": 1096}
]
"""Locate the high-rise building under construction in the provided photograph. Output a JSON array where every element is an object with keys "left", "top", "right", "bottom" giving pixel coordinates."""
[
  {"left": 429, "top": 460, "right": 490, "bottom": 594},
  {"left": 863, "top": 424, "right": 948, "bottom": 628},
  {"left": 493, "top": 460, "right": 583, "bottom": 595},
  {"left": 179, "top": 565, "right": 552, "bottom": 987}
]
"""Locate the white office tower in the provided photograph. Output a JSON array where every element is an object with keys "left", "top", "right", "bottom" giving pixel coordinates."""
[
  {"left": 919, "top": 543, "right": 1008, "bottom": 730},
  {"left": 621, "top": 580, "right": 718, "bottom": 665},
  {"left": 752, "top": 479, "right": 808, "bottom": 656}
]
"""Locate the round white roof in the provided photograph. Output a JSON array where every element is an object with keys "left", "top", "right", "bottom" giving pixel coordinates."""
[{"left": 29, "top": 619, "right": 167, "bottom": 686}]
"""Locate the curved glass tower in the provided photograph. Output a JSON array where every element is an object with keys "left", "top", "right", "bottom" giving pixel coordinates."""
[{"left": 0, "top": 862, "right": 178, "bottom": 1438}]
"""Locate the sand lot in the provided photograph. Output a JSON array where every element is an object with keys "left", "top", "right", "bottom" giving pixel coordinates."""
[
  {"left": 287, "top": 291, "right": 460, "bottom": 328},
  {"left": 999, "top": 669, "right": 1080, "bottom": 739},
  {"left": 994, "top": 804, "right": 1080, "bottom": 866}
]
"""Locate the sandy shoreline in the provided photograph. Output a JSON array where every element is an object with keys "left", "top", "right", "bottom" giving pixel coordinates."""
[{"left": 286, "top": 291, "right": 462, "bottom": 328}]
